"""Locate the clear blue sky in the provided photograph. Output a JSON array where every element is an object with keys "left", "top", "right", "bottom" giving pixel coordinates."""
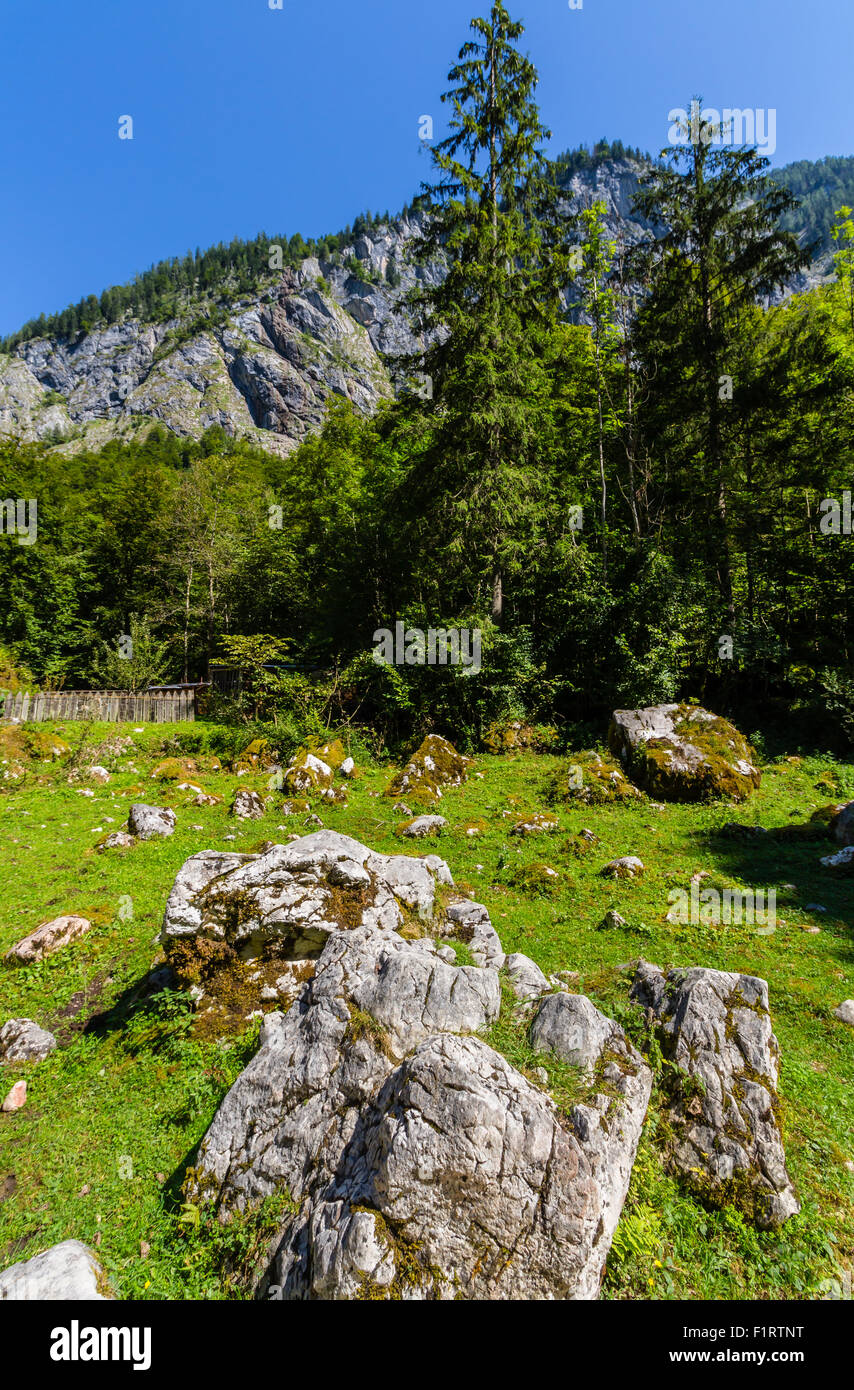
[{"left": 1, "top": 0, "right": 851, "bottom": 336}]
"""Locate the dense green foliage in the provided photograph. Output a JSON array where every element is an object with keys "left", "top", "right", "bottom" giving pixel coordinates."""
[
  {"left": 774, "top": 155, "right": 854, "bottom": 253},
  {"left": 0, "top": 726, "right": 851, "bottom": 1300}
]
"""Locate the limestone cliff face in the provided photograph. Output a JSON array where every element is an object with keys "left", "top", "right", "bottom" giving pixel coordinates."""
[
  {"left": 0, "top": 160, "right": 832, "bottom": 456},
  {"left": 0, "top": 210, "right": 442, "bottom": 456}
]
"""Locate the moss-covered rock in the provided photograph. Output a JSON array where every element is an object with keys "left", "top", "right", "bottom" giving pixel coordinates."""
[
  {"left": 547, "top": 750, "right": 643, "bottom": 806},
  {"left": 21, "top": 728, "right": 70, "bottom": 762},
  {"left": 282, "top": 748, "right": 334, "bottom": 795},
  {"left": 508, "top": 861, "right": 563, "bottom": 896},
  {"left": 510, "top": 813, "right": 559, "bottom": 837},
  {"left": 384, "top": 734, "right": 471, "bottom": 803},
  {"left": 608, "top": 704, "right": 760, "bottom": 803},
  {"left": 307, "top": 737, "right": 347, "bottom": 771},
  {"left": 150, "top": 757, "right": 199, "bottom": 783},
  {"left": 483, "top": 719, "right": 556, "bottom": 754}
]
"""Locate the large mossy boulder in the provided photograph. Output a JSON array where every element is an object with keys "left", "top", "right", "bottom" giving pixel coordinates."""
[
  {"left": 608, "top": 703, "right": 760, "bottom": 803},
  {"left": 384, "top": 734, "right": 471, "bottom": 805}
]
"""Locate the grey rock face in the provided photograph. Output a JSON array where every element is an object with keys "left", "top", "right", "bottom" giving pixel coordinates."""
[
  {"left": 160, "top": 830, "right": 451, "bottom": 961},
  {"left": 0, "top": 1240, "right": 110, "bottom": 1300},
  {"left": 529, "top": 993, "right": 620, "bottom": 1076},
  {"left": 128, "top": 804, "right": 176, "bottom": 839},
  {"left": 504, "top": 952, "right": 551, "bottom": 1003},
  {"left": 631, "top": 961, "right": 800, "bottom": 1229},
  {"left": 0, "top": 1018, "right": 57, "bottom": 1063},
  {"left": 440, "top": 898, "right": 505, "bottom": 970}
]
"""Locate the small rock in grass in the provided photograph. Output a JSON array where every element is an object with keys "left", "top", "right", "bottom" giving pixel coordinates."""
[
  {"left": 399, "top": 815, "right": 447, "bottom": 839},
  {"left": 128, "top": 804, "right": 176, "bottom": 840},
  {"left": 231, "top": 789, "right": 266, "bottom": 821},
  {"left": 820, "top": 845, "right": 854, "bottom": 872},
  {"left": 833, "top": 1001, "right": 854, "bottom": 1026},
  {"left": 0, "top": 1019, "right": 57, "bottom": 1064},
  {"left": 0, "top": 1239, "right": 110, "bottom": 1299},
  {"left": 598, "top": 909, "right": 628, "bottom": 931},
  {"left": 100, "top": 831, "right": 135, "bottom": 850},
  {"left": 1, "top": 1080, "right": 27, "bottom": 1112},
  {"left": 5, "top": 915, "right": 92, "bottom": 966},
  {"left": 601, "top": 856, "right": 644, "bottom": 880}
]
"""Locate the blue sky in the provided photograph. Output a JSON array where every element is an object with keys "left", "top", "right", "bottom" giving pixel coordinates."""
[{"left": 1, "top": 0, "right": 851, "bottom": 336}]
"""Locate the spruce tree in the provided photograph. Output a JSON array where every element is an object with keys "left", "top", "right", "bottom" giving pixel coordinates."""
[
  {"left": 406, "top": 1, "right": 571, "bottom": 623},
  {"left": 631, "top": 103, "right": 811, "bottom": 624}
]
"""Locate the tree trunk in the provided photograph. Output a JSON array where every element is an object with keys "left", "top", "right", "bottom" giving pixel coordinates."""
[{"left": 490, "top": 566, "right": 503, "bottom": 624}]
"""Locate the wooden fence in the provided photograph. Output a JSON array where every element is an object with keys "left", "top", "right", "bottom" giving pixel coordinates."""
[{"left": 0, "top": 689, "right": 196, "bottom": 723}]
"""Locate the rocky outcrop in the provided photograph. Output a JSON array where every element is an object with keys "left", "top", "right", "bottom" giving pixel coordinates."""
[
  {"left": 161, "top": 830, "right": 448, "bottom": 959},
  {"left": 4, "top": 914, "right": 92, "bottom": 966},
  {"left": 0, "top": 157, "right": 837, "bottom": 457},
  {"left": 0, "top": 1240, "right": 110, "bottom": 1300},
  {"left": 186, "top": 926, "right": 648, "bottom": 1299},
  {"left": 169, "top": 828, "right": 659, "bottom": 1299},
  {"left": 384, "top": 734, "right": 471, "bottom": 804},
  {"left": 608, "top": 704, "right": 761, "bottom": 802},
  {"left": 159, "top": 830, "right": 456, "bottom": 1034},
  {"left": 631, "top": 961, "right": 799, "bottom": 1229},
  {"left": 0, "top": 1019, "right": 57, "bottom": 1063}
]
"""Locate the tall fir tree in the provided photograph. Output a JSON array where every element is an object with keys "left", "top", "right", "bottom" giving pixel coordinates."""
[
  {"left": 631, "top": 102, "right": 812, "bottom": 626},
  {"left": 405, "top": 2, "right": 572, "bottom": 623}
]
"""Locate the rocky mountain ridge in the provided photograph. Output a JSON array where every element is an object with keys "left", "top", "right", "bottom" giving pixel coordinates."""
[{"left": 0, "top": 158, "right": 837, "bottom": 457}]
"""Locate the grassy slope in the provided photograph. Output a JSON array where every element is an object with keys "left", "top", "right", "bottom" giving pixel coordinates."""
[{"left": 0, "top": 720, "right": 852, "bottom": 1300}]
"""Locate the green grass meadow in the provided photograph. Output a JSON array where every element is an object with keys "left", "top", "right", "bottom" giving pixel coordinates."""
[{"left": 0, "top": 720, "right": 852, "bottom": 1300}]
